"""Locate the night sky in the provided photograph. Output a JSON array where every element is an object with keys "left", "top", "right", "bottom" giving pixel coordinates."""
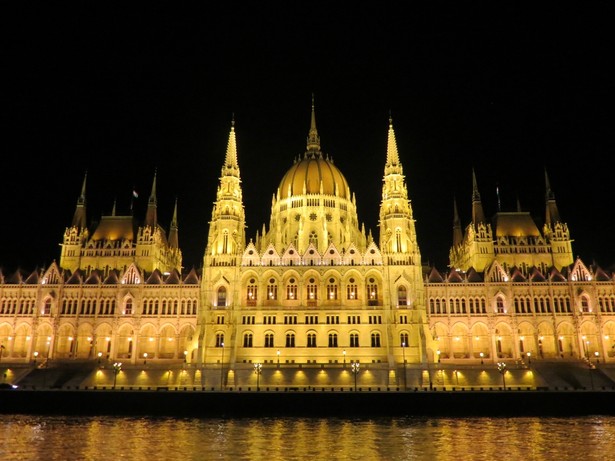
[{"left": 2, "top": 4, "right": 614, "bottom": 273}]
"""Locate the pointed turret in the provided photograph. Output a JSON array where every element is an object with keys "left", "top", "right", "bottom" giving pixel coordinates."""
[
  {"left": 305, "top": 93, "right": 321, "bottom": 158},
  {"left": 205, "top": 117, "right": 246, "bottom": 260},
  {"left": 452, "top": 196, "right": 463, "bottom": 247},
  {"left": 378, "top": 114, "right": 421, "bottom": 261},
  {"left": 545, "top": 168, "right": 561, "bottom": 225},
  {"left": 168, "top": 198, "right": 179, "bottom": 249},
  {"left": 471, "top": 169, "right": 486, "bottom": 225},
  {"left": 71, "top": 172, "right": 87, "bottom": 229},
  {"left": 385, "top": 113, "right": 402, "bottom": 174},
  {"left": 145, "top": 170, "right": 158, "bottom": 228}
]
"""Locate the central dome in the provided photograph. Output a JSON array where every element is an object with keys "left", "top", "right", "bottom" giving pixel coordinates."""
[{"left": 278, "top": 155, "right": 349, "bottom": 199}]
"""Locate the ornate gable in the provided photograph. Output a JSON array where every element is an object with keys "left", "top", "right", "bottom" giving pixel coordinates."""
[
  {"left": 242, "top": 241, "right": 260, "bottom": 266},
  {"left": 303, "top": 243, "right": 321, "bottom": 266},
  {"left": 364, "top": 242, "right": 382, "bottom": 265},
  {"left": 261, "top": 243, "right": 280, "bottom": 266},
  {"left": 121, "top": 264, "right": 143, "bottom": 285},
  {"left": 343, "top": 244, "right": 362, "bottom": 266},
  {"left": 486, "top": 261, "right": 509, "bottom": 283},
  {"left": 281, "top": 244, "right": 301, "bottom": 266},
  {"left": 322, "top": 243, "right": 342, "bottom": 265},
  {"left": 570, "top": 258, "right": 592, "bottom": 282},
  {"left": 41, "top": 262, "right": 62, "bottom": 285}
]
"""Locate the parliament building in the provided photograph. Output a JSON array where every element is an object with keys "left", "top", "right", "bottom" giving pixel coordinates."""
[{"left": 1, "top": 102, "right": 614, "bottom": 389}]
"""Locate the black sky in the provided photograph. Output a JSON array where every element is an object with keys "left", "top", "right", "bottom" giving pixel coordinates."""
[{"left": 2, "top": 3, "right": 614, "bottom": 273}]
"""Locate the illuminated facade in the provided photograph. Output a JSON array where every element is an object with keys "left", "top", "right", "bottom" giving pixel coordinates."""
[{"left": 1, "top": 102, "right": 614, "bottom": 388}]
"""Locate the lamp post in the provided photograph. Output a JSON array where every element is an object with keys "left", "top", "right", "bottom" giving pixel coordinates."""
[
  {"left": 183, "top": 350, "right": 188, "bottom": 363},
  {"left": 594, "top": 351, "right": 600, "bottom": 365},
  {"left": 497, "top": 362, "right": 507, "bottom": 390},
  {"left": 277, "top": 349, "right": 280, "bottom": 368},
  {"left": 343, "top": 349, "right": 346, "bottom": 368},
  {"left": 143, "top": 352, "right": 148, "bottom": 365},
  {"left": 436, "top": 349, "right": 441, "bottom": 363},
  {"left": 220, "top": 342, "right": 225, "bottom": 390},
  {"left": 480, "top": 351, "right": 484, "bottom": 365},
  {"left": 351, "top": 362, "right": 360, "bottom": 391},
  {"left": 112, "top": 362, "right": 122, "bottom": 389},
  {"left": 33, "top": 351, "right": 39, "bottom": 366},
  {"left": 401, "top": 341, "right": 407, "bottom": 391},
  {"left": 526, "top": 352, "right": 531, "bottom": 366},
  {"left": 254, "top": 362, "right": 262, "bottom": 391},
  {"left": 97, "top": 351, "right": 102, "bottom": 365}
]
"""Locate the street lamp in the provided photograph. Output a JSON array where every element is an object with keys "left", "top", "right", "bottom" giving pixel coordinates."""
[
  {"left": 436, "top": 349, "right": 441, "bottom": 363},
  {"left": 277, "top": 349, "right": 280, "bottom": 368},
  {"left": 595, "top": 351, "right": 600, "bottom": 364},
  {"left": 254, "top": 362, "right": 262, "bottom": 391},
  {"left": 526, "top": 352, "right": 531, "bottom": 366},
  {"left": 33, "top": 351, "right": 39, "bottom": 366},
  {"left": 479, "top": 351, "right": 484, "bottom": 365},
  {"left": 183, "top": 350, "right": 188, "bottom": 363},
  {"left": 343, "top": 349, "right": 346, "bottom": 368},
  {"left": 113, "top": 362, "right": 122, "bottom": 389},
  {"left": 143, "top": 352, "right": 148, "bottom": 365},
  {"left": 401, "top": 341, "right": 407, "bottom": 391},
  {"left": 497, "top": 362, "right": 507, "bottom": 390},
  {"left": 351, "top": 362, "right": 360, "bottom": 391},
  {"left": 97, "top": 351, "right": 103, "bottom": 365}
]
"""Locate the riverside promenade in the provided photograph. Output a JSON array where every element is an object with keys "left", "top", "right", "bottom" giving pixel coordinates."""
[{"left": 2, "top": 359, "right": 615, "bottom": 417}]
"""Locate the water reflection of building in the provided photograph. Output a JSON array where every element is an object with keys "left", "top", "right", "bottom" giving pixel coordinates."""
[{"left": 1, "top": 101, "right": 614, "bottom": 389}]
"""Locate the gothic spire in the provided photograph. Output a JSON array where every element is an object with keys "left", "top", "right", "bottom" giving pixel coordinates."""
[
  {"left": 453, "top": 196, "right": 463, "bottom": 247},
  {"left": 168, "top": 197, "right": 179, "bottom": 249},
  {"left": 384, "top": 114, "right": 403, "bottom": 176},
  {"left": 545, "top": 168, "right": 561, "bottom": 225},
  {"left": 305, "top": 93, "right": 321, "bottom": 157},
  {"left": 71, "top": 171, "right": 87, "bottom": 229},
  {"left": 471, "top": 168, "right": 486, "bottom": 225},
  {"left": 224, "top": 115, "right": 239, "bottom": 173},
  {"left": 145, "top": 170, "right": 158, "bottom": 228}
]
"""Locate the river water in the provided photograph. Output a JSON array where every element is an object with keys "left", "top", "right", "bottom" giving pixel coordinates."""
[{"left": 1, "top": 415, "right": 613, "bottom": 460}]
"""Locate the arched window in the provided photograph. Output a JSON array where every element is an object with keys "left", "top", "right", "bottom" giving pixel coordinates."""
[
  {"left": 309, "top": 231, "right": 318, "bottom": 247},
  {"left": 217, "top": 287, "right": 227, "bottom": 307},
  {"left": 246, "top": 280, "right": 257, "bottom": 303},
  {"left": 286, "top": 333, "right": 295, "bottom": 347},
  {"left": 328, "top": 333, "right": 338, "bottom": 347},
  {"left": 346, "top": 279, "right": 357, "bottom": 300},
  {"left": 265, "top": 333, "right": 274, "bottom": 348},
  {"left": 395, "top": 229, "right": 402, "bottom": 252},
  {"left": 286, "top": 280, "right": 297, "bottom": 300},
  {"left": 350, "top": 333, "right": 359, "bottom": 347},
  {"left": 400, "top": 332, "right": 409, "bottom": 346},
  {"left": 307, "top": 333, "right": 316, "bottom": 347},
  {"left": 367, "top": 279, "right": 378, "bottom": 305},
  {"left": 327, "top": 278, "right": 338, "bottom": 300},
  {"left": 267, "top": 279, "right": 278, "bottom": 300},
  {"left": 581, "top": 295, "right": 590, "bottom": 313},
  {"left": 215, "top": 333, "right": 224, "bottom": 347},
  {"left": 496, "top": 296, "right": 505, "bottom": 314},
  {"left": 397, "top": 286, "right": 407, "bottom": 306},
  {"left": 371, "top": 332, "right": 381, "bottom": 347},
  {"left": 243, "top": 333, "right": 253, "bottom": 347},
  {"left": 125, "top": 299, "right": 133, "bottom": 315}
]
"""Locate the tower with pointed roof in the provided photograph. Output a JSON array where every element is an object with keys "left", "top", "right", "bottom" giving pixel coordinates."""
[
  {"left": 449, "top": 169, "right": 573, "bottom": 273},
  {"left": 59, "top": 171, "right": 182, "bottom": 274},
  {"left": 378, "top": 115, "right": 434, "bottom": 362}
]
